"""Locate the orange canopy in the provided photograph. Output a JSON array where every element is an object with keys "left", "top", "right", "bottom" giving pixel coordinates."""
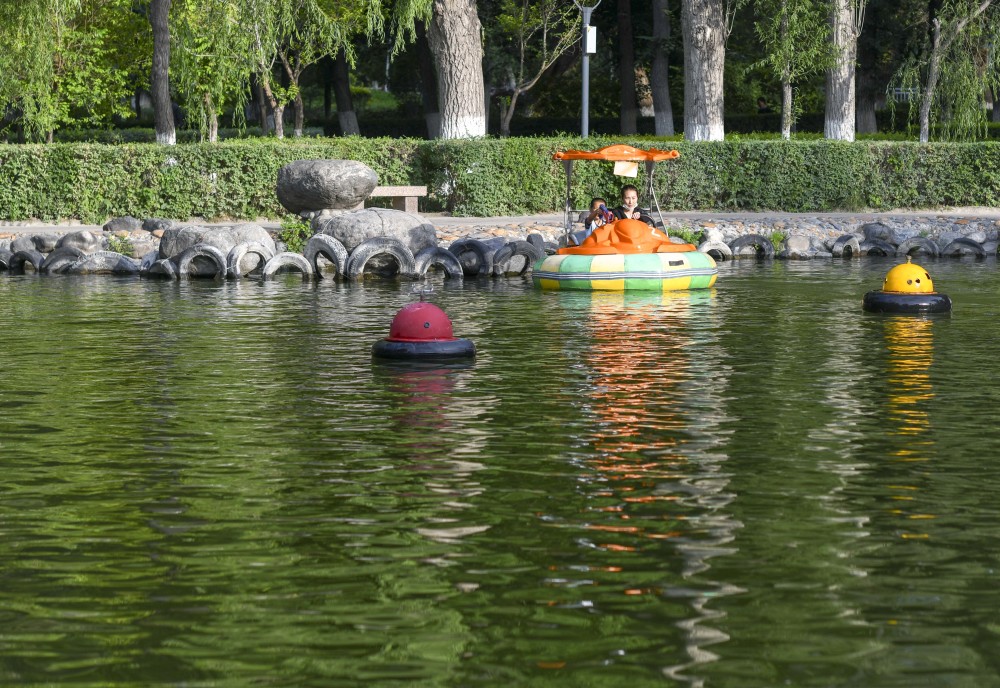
[{"left": 553, "top": 144, "right": 680, "bottom": 162}]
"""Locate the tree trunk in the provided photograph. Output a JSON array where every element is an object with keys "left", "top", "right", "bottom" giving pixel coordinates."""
[
  {"left": 781, "top": 78, "right": 792, "bottom": 139},
  {"left": 919, "top": 20, "right": 943, "bottom": 143},
  {"left": 205, "top": 93, "right": 218, "bottom": 143},
  {"left": 333, "top": 48, "right": 360, "bottom": 136},
  {"left": 416, "top": 21, "right": 441, "bottom": 138},
  {"left": 992, "top": 87, "right": 1000, "bottom": 122},
  {"left": 618, "top": 0, "right": 637, "bottom": 134},
  {"left": 651, "top": 0, "right": 675, "bottom": 136},
  {"left": 855, "top": 65, "right": 878, "bottom": 134},
  {"left": 322, "top": 56, "right": 333, "bottom": 121},
  {"left": 293, "top": 92, "right": 304, "bottom": 137},
  {"left": 825, "top": 0, "right": 858, "bottom": 141},
  {"left": 252, "top": 74, "right": 270, "bottom": 135},
  {"left": 260, "top": 77, "right": 285, "bottom": 139},
  {"left": 427, "top": 0, "right": 487, "bottom": 139},
  {"left": 149, "top": 0, "right": 175, "bottom": 145},
  {"left": 500, "top": 90, "right": 523, "bottom": 137},
  {"left": 681, "top": 0, "right": 726, "bottom": 140}
]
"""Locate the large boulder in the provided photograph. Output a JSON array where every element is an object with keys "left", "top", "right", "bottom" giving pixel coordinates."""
[
  {"left": 158, "top": 223, "right": 276, "bottom": 275},
  {"left": 313, "top": 208, "right": 437, "bottom": 260},
  {"left": 56, "top": 230, "right": 104, "bottom": 253},
  {"left": 276, "top": 160, "right": 378, "bottom": 214}
]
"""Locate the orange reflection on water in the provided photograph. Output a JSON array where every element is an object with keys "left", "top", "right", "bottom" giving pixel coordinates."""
[
  {"left": 881, "top": 316, "right": 938, "bottom": 536},
  {"left": 570, "top": 291, "right": 705, "bottom": 547}
]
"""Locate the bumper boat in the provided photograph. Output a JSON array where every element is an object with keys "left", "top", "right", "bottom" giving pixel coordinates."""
[{"left": 532, "top": 145, "right": 717, "bottom": 292}]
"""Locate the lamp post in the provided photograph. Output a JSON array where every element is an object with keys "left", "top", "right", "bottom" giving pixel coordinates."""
[{"left": 574, "top": 0, "right": 601, "bottom": 138}]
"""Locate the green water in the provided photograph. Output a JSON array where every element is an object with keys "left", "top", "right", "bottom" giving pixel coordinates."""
[{"left": 0, "top": 260, "right": 999, "bottom": 687}]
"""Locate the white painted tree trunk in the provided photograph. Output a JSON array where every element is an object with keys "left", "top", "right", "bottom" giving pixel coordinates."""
[
  {"left": 681, "top": 0, "right": 726, "bottom": 141},
  {"left": 825, "top": 0, "right": 857, "bottom": 141},
  {"left": 428, "top": 0, "right": 487, "bottom": 139},
  {"left": 150, "top": 0, "right": 175, "bottom": 145}
]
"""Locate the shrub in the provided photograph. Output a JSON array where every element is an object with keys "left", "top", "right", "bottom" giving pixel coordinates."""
[{"left": 2, "top": 136, "right": 1000, "bottom": 222}]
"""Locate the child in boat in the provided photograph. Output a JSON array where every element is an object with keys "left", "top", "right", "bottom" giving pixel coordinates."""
[{"left": 571, "top": 197, "right": 615, "bottom": 245}]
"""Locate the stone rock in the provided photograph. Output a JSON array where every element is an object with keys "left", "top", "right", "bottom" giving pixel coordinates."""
[
  {"left": 785, "top": 234, "right": 811, "bottom": 253},
  {"left": 702, "top": 227, "right": 724, "bottom": 243},
  {"left": 965, "top": 230, "right": 987, "bottom": 243},
  {"left": 103, "top": 216, "right": 142, "bottom": 233},
  {"left": 276, "top": 160, "right": 378, "bottom": 214},
  {"left": 158, "top": 223, "right": 276, "bottom": 275},
  {"left": 130, "top": 239, "right": 158, "bottom": 259},
  {"left": 143, "top": 218, "right": 177, "bottom": 233},
  {"left": 313, "top": 208, "right": 437, "bottom": 259},
  {"left": 862, "top": 222, "right": 896, "bottom": 244},
  {"left": 10, "top": 236, "right": 35, "bottom": 253},
  {"left": 56, "top": 230, "right": 104, "bottom": 253},
  {"left": 936, "top": 230, "right": 964, "bottom": 247}
]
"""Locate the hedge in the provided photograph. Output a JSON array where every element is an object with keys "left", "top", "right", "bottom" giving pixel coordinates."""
[{"left": 2, "top": 136, "right": 1000, "bottom": 223}]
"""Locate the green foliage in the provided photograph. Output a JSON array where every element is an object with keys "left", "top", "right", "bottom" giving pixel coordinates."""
[
  {"left": 4, "top": 136, "right": 1000, "bottom": 222},
  {"left": 107, "top": 233, "right": 134, "bottom": 255},
  {"left": 768, "top": 230, "right": 788, "bottom": 248},
  {"left": 669, "top": 227, "right": 704, "bottom": 245},
  {"left": 279, "top": 216, "right": 312, "bottom": 253}
]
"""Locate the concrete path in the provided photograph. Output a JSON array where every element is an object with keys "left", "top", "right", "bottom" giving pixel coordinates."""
[{"left": 3, "top": 207, "right": 999, "bottom": 237}]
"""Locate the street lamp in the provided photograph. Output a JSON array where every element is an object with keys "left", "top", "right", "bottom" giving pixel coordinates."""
[{"left": 574, "top": 0, "right": 601, "bottom": 138}]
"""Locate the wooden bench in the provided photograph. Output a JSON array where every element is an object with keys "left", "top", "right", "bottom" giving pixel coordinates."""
[{"left": 352, "top": 185, "right": 428, "bottom": 214}]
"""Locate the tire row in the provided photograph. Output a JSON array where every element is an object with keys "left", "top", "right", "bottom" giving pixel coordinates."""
[
  {"left": 697, "top": 233, "right": 996, "bottom": 261},
  {"left": 0, "top": 235, "right": 549, "bottom": 281}
]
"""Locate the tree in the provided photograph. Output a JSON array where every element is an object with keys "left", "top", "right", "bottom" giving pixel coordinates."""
[
  {"left": 173, "top": 0, "right": 252, "bottom": 142},
  {"left": 651, "top": 0, "right": 675, "bottom": 136},
  {"left": 618, "top": 0, "right": 637, "bottom": 134},
  {"left": 150, "top": 0, "right": 176, "bottom": 144},
  {"left": 332, "top": 47, "right": 360, "bottom": 134},
  {"left": 491, "top": 0, "right": 579, "bottom": 137},
  {"left": 427, "top": 0, "right": 487, "bottom": 138},
  {"left": 0, "top": 0, "right": 147, "bottom": 142},
  {"left": 681, "top": 0, "right": 730, "bottom": 140},
  {"left": 918, "top": 0, "right": 995, "bottom": 142},
  {"left": 752, "top": 0, "right": 831, "bottom": 139},
  {"left": 824, "top": 0, "right": 865, "bottom": 140}
]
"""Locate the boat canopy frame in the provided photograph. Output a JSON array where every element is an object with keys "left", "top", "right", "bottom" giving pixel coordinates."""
[{"left": 553, "top": 144, "right": 680, "bottom": 243}]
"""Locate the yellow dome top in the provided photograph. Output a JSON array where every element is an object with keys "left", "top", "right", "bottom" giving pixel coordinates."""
[{"left": 883, "top": 257, "right": 934, "bottom": 293}]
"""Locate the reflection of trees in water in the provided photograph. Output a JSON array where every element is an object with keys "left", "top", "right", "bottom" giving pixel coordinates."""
[{"left": 550, "top": 290, "right": 742, "bottom": 684}]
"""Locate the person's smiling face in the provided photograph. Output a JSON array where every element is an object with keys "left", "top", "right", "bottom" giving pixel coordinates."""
[{"left": 622, "top": 188, "right": 638, "bottom": 209}]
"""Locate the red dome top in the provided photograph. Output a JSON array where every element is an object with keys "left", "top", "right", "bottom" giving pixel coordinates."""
[{"left": 386, "top": 302, "right": 457, "bottom": 342}]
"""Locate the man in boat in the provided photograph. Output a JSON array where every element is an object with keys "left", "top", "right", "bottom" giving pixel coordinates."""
[{"left": 611, "top": 185, "right": 654, "bottom": 226}]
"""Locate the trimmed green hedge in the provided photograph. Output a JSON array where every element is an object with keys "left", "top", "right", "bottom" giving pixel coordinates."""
[{"left": 2, "top": 136, "right": 1000, "bottom": 222}]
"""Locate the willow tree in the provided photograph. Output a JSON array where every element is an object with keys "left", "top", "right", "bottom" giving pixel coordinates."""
[
  {"left": 0, "top": 0, "right": 148, "bottom": 142},
  {"left": 752, "top": 0, "right": 831, "bottom": 139},
  {"left": 173, "top": 0, "right": 253, "bottom": 142},
  {"left": 918, "top": 0, "right": 995, "bottom": 142},
  {"left": 491, "top": 0, "right": 579, "bottom": 137}
]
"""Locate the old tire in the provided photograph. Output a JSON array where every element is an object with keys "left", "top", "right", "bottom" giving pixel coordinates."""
[
  {"left": 492, "top": 241, "right": 544, "bottom": 276},
  {"left": 414, "top": 246, "right": 464, "bottom": 280},
  {"left": 831, "top": 234, "right": 861, "bottom": 258},
  {"left": 227, "top": 241, "right": 275, "bottom": 279},
  {"left": 345, "top": 237, "right": 416, "bottom": 280},
  {"left": 177, "top": 244, "right": 227, "bottom": 279},
  {"left": 448, "top": 238, "right": 495, "bottom": 276},
  {"left": 303, "top": 234, "right": 348, "bottom": 279},
  {"left": 729, "top": 234, "right": 775, "bottom": 259}
]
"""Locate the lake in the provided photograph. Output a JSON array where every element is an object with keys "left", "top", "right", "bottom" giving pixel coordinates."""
[{"left": 0, "top": 257, "right": 998, "bottom": 687}]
